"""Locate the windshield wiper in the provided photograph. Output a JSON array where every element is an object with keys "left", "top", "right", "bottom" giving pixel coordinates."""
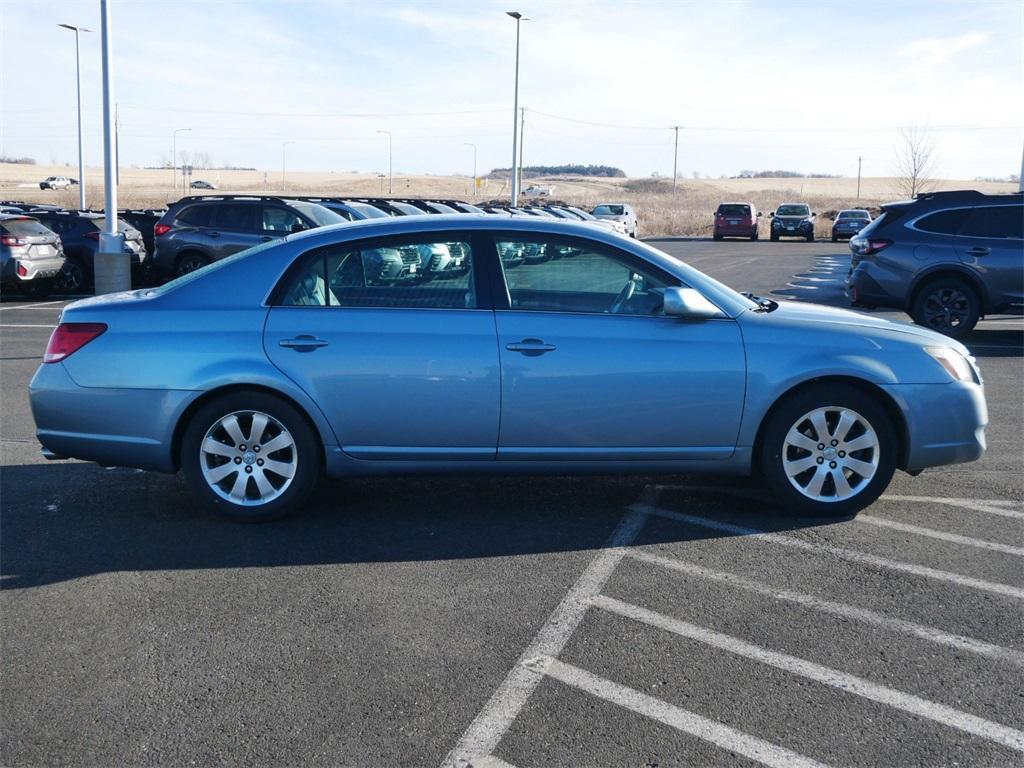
[{"left": 741, "top": 292, "right": 779, "bottom": 312}]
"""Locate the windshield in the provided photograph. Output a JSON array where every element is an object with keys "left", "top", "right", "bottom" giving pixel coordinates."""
[
  {"left": 718, "top": 204, "right": 750, "bottom": 216},
  {"left": 349, "top": 202, "right": 389, "bottom": 219},
  {"left": 289, "top": 202, "right": 344, "bottom": 227},
  {"left": 777, "top": 205, "right": 810, "bottom": 216},
  {"left": 593, "top": 204, "right": 625, "bottom": 216},
  {"left": 456, "top": 203, "right": 486, "bottom": 214},
  {"left": 567, "top": 207, "right": 597, "bottom": 221}
]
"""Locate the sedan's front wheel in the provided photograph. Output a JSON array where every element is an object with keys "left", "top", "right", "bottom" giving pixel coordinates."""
[
  {"left": 181, "top": 390, "right": 321, "bottom": 521},
  {"left": 761, "top": 384, "right": 897, "bottom": 516}
]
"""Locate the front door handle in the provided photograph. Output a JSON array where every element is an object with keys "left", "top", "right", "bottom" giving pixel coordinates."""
[
  {"left": 208, "top": 231, "right": 221, "bottom": 238},
  {"left": 260, "top": 235, "right": 274, "bottom": 242},
  {"left": 279, "top": 335, "right": 328, "bottom": 351},
  {"left": 506, "top": 338, "right": 556, "bottom": 356},
  {"left": 965, "top": 247, "right": 990, "bottom": 256}
]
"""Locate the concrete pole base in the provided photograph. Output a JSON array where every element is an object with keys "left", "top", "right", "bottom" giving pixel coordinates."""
[{"left": 93, "top": 233, "right": 131, "bottom": 295}]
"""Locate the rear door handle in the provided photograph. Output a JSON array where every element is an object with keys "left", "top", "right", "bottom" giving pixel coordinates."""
[
  {"left": 279, "top": 335, "right": 328, "bottom": 351},
  {"left": 965, "top": 247, "right": 990, "bottom": 256},
  {"left": 506, "top": 338, "right": 556, "bottom": 356}
]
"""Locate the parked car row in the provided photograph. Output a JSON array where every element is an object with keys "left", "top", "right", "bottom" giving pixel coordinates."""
[{"left": 712, "top": 202, "right": 874, "bottom": 242}]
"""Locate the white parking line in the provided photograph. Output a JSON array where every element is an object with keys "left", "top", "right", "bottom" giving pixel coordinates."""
[
  {"left": 639, "top": 506, "right": 1024, "bottom": 600},
  {"left": 880, "top": 495, "right": 1024, "bottom": 521},
  {"left": 544, "top": 657, "right": 830, "bottom": 768},
  {"left": 593, "top": 595, "right": 1024, "bottom": 753},
  {"left": 469, "top": 756, "right": 518, "bottom": 768},
  {"left": 0, "top": 299, "right": 69, "bottom": 311},
  {"left": 627, "top": 550, "right": 1024, "bottom": 667},
  {"left": 858, "top": 514, "right": 1024, "bottom": 556},
  {"left": 0, "top": 324, "right": 56, "bottom": 329},
  {"left": 441, "top": 505, "right": 650, "bottom": 768}
]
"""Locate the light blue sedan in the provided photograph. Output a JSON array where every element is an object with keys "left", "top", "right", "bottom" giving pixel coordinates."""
[{"left": 29, "top": 216, "right": 987, "bottom": 521}]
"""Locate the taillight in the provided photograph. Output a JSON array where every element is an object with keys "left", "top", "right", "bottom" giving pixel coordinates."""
[
  {"left": 43, "top": 323, "right": 107, "bottom": 363},
  {"left": 84, "top": 230, "right": 100, "bottom": 241},
  {"left": 17, "top": 263, "right": 28, "bottom": 276},
  {"left": 1, "top": 235, "right": 26, "bottom": 246},
  {"left": 864, "top": 238, "right": 892, "bottom": 255},
  {"left": 154, "top": 223, "right": 172, "bottom": 236}
]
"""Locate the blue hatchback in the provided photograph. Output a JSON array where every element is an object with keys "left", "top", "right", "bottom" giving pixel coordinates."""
[{"left": 30, "top": 216, "right": 987, "bottom": 521}]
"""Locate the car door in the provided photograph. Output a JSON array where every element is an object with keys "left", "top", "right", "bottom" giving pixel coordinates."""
[
  {"left": 954, "top": 204, "right": 1024, "bottom": 310},
  {"left": 490, "top": 233, "right": 746, "bottom": 460},
  {"left": 264, "top": 231, "right": 501, "bottom": 460},
  {"left": 209, "top": 203, "right": 262, "bottom": 260}
]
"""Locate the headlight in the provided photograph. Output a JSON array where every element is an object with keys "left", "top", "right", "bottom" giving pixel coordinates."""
[{"left": 925, "top": 346, "right": 976, "bottom": 382}]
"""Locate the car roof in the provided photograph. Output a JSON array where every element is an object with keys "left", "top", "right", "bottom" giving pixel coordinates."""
[
  {"left": 718, "top": 201, "right": 754, "bottom": 206},
  {"left": 0, "top": 213, "right": 36, "bottom": 221}
]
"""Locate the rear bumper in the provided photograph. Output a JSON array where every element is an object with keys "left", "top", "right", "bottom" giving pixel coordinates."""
[
  {"left": 846, "top": 261, "right": 904, "bottom": 308},
  {"left": 881, "top": 381, "right": 987, "bottom": 472},
  {"left": 29, "top": 362, "right": 193, "bottom": 472},
  {"left": 1, "top": 254, "right": 66, "bottom": 282},
  {"left": 714, "top": 226, "right": 757, "bottom": 237}
]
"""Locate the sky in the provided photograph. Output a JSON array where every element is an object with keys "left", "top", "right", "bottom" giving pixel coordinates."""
[{"left": 1, "top": 0, "right": 1022, "bottom": 180}]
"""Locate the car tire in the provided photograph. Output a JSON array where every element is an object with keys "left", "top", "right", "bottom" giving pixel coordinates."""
[
  {"left": 180, "top": 389, "right": 321, "bottom": 522},
  {"left": 806, "top": 233, "right": 814, "bottom": 242},
  {"left": 176, "top": 252, "right": 211, "bottom": 277},
  {"left": 18, "top": 280, "right": 52, "bottom": 300},
  {"left": 713, "top": 233, "right": 723, "bottom": 241},
  {"left": 750, "top": 230, "right": 759, "bottom": 241},
  {"left": 760, "top": 383, "right": 897, "bottom": 517},
  {"left": 910, "top": 276, "right": 980, "bottom": 338},
  {"left": 831, "top": 234, "right": 838, "bottom": 243},
  {"left": 770, "top": 232, "right": 779, "bottom": 241},
  {"left": 54, "top": 258, "right": 90, "bottom": 294}
]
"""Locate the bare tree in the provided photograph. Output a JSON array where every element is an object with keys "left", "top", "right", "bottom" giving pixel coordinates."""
[{"left": 893, "top": 127, "right": 937, "bottom": 198}]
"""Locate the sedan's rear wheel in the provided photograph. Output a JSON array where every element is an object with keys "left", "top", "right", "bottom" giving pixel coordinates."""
[
  {"left": 181, "top": 390, "right": 320, "bottom": 521},
  {"left": 761, "top": 384, "right": 896, "bottom": 516}
]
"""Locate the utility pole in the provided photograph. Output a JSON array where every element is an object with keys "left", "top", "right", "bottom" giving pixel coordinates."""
[
  {"left": 672, "top": 125, "right": 680, "bottom": 193},
  {"left": 58, "top": 23, "right": 91, "bottom": 210},
  {"left": 376, "top": 130, "right": 392, "bottom": 195},
  {"left": 518, "top": 107, "right": 525, "bottom": 195},
  {"left": 464, "top": 143, "right": 477, "bottom": 196},
  {"left": 856, "top": 155, "right": 862, "bottom": 199},
  {"left": 94, "top": 0, "right": 128, "bottom": 295},
  {"left": 507, "top": 11, "right": 525, "bottom": 206}
]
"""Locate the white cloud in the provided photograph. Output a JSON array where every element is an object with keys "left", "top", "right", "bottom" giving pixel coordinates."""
[{"left": 898, "top": 31, "right": 990, "bottom": 67}]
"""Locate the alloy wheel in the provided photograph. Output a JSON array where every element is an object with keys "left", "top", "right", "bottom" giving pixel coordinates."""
[
  {"left": 782, "top": 406, "right": 879, "bottom": 502},
  {"left": 921, "top": 287, "right": 971, "bottom": 332},
  {"left": 200, "top": 410, "right": 297, "bottom": 506}
]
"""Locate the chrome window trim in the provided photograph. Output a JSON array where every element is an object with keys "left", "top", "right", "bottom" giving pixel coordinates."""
[{"left": 906, "top": 204, "right": 1024, "bottom": 240}]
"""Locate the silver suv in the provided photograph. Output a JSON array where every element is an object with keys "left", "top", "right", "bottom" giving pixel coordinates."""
[
  {"left": 152, "top": 196, "right": 344, "bottom": 277},
  {"left": 1, "top": 214, "right": 65, "bottom": 297},
  {"left": 847, "top": 190, "right": 1023, "bottom": 337}
]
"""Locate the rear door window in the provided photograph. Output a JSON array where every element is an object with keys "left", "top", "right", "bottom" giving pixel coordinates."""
[
  {"left": 215, "top": 204, "right": 259, "bottom": 233},
  {"left": 261, "top": 206, "right": 307, "bottom": 233},
  {"left": 914, "top": 208, "right": 970, "bottom": 235},
  {"left": 959, "top": 205, "right": 1024, "bottom": 240},
  {"left": 177, "top": 205, "right": 215, "bottom": 227}
]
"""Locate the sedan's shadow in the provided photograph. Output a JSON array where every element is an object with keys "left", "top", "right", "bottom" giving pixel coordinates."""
[{"left": 1, "top": 463, "right": 832, "bottom": 590}]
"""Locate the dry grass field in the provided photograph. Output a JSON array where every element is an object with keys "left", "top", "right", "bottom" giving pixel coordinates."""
[{"left": 3, "top": 162, "right": 1017, "bottom": 238}]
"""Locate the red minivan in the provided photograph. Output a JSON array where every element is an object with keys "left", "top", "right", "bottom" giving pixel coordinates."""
[{"left": 713, "top": 202, "right": 760, "bottom": 241}]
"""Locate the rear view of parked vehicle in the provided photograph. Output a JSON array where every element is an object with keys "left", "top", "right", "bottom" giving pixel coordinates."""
[
  {"left": 0, "top": 214, "right": 65, "bottom": 298},
  {"left": 152, "top": 195, "right": 343, "bottom": 277},
  {"left": 713, "top": 202, "right": 760, "bottom": 241},
  {"left": 831, "top": 209, "right": 872, "bottom": 242},
  {"left": 770, "top": 203, "right": 816, "bottom": 241},
  {"left": 591, "top": 203, "right": 637, "bottom": 237},
  {"left": 847, "top": 190, "right": 1023, "bottom": 337},
  {"left": 26, "top": 210, "right": 146, "bottom": 293}
]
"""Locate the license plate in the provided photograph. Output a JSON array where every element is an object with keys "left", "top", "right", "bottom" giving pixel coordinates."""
[
  {"left": 728, "top": 220, "right": 739, "bottom": 225},
  {"left": 409, "top": 264, "right": 417, "bottom": 273},
  {"left": 36, "top": 245, "right": 52, "bottom": 256},
  {"left": 453, "top": 258, "right": 463, "bottom": 267},
  {"left": 786, "top": 226, "right": 796, "bottom": 231}
]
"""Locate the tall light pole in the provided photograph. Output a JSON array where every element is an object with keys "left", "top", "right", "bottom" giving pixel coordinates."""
[
  {"left": 671, "top": 125, "right": 680, "bottom": 193},
  {"left": 507, "top": 11, "right": 526, "bottom": 206},
  {"left": 58, "top": 23, "right": 91, "bottom": 210},
  {"left": 94, "top": 0, "right": 128, "bottom": 294},
  {"left": 172, "top": 128, "right": 191, "bottom": 190},
  {"left": 856, "top": 155, "right": 863, "bottom": 199},
  {"left": 464, "top": 143, "right": 477, "bottom": 195},
  {"left": 282, "top": 140, "right": 295, "bottom": 190},
  {"left": 376, "top": 130, "right": 392, "bottom": 194}
]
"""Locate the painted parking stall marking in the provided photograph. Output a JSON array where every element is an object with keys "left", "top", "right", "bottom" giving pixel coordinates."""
[{"left": 446, "top": 489, "right": 1024, "bottom": 766}]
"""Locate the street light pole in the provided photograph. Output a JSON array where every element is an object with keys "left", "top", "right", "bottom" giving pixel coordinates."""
[
  {"left": 94, "top": 0, "right": 128, "bottom": 294},
  {"left": 856, "top": 155, "right": 863, "bottom": 199},
  {"left": 58, "top": 23, "right": 91, "bottom": 210},
  {"left": 282, "top": 140, "right": 295, "bottom": 191},
  {"left": 377, "top": 130, "right": 392, "bottom": 194},
  {"left": 464, "top": 143, "right": 477, "bottom": 195},
  {"left": 672, "top": 125, "right": 680, "bottom": 193},
  {"left": 172, "top": 128, "right": 191, "bottom": 190},
  {"left": 507, "top": 11, "right": 525, "bottom": 206}
]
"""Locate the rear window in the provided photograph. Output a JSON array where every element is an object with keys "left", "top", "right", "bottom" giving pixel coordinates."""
[
  {"left": 837, "top": 211, "right": 870, "bottom": 220},
  {"left": 717, "top": 204, "right": 750, "bottom": 216},
  {"left": 177, "top": 205, "right": 215, "bottom": 227},
  {"left": 1, "top": 218, "right": 53, "bottom": 237},
  {"left": 914, "top": 208, "right": 971, "bottom": 235},
  {"left": 349, "top": 202, "right": 390, "bottom": 219},
  {"left": 89, "top": 217, "right": 139, "bottom": 235},
  {"left": 289, "top": 202, "right": 344, "bottom": 227},
  {"left": 593, "top": 205, "right": 625, "bottom": 216},
  {"left": 959, "top": 205, "right": 1023, "bottom": 240}
]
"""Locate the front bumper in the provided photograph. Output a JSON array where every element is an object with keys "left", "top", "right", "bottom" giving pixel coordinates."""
[
  {"left": 882, "top": 380, "right": 987, "bottom": 472},
  {"left": 29, "top": 362, "right": 193, "bottom": 472}
]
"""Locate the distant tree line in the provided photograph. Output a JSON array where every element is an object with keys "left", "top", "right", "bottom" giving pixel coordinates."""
[
  {"left": 0, "top": 155, "right": 36, "bottom": 165},
  {"left": 734, "top": 170, "right": 841, "bottom": 179},
  {"left": 487, "top": 164, "right": 626, "bottom": 179}
]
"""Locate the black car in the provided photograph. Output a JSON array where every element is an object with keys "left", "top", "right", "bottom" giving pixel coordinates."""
[
  {"left": 25, "top": 210, "right": 147, "bottom": 293},
  {"left": 770, "top": 203, "right": 816, "bottom": 241},
  {"left": 847, "top": 190, "right": 1023, "bottom": 336},
  {"left": 117, "top": 209, "right": 166, "bottom": 267}
]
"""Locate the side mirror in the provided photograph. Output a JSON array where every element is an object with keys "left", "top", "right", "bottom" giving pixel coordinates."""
[
  {"left": 664, "top": 287, "right": 723, "bottom": 319},
  {"left": 757, "top": 211, "right": 763, "bottom": 217},
  {"left": 769, "top": 212, "right": 775, "bottom": 217},
  {"left": 291, "top": 223, "right": 307, "bottom": 233},
  {"left": 811, "top": 212, "right": 817, "bottom": 216}
]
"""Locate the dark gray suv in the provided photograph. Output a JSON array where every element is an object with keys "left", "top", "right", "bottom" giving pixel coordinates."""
[
  {"left": 847, "top": 190, "right": 1023, "bottom": 337},
  {"left": 152, "top": 196, "right": 343, "bottom": 277}
]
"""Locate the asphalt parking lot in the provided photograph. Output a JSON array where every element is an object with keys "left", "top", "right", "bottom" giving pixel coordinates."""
[{"left": 2, "top": 239, "right": 1022, "bottom": 767}]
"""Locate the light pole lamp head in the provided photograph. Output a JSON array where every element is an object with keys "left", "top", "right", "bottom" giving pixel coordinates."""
[
  {"left": 59, "top": 23, "right": 93, "bottom": 32},
  {"left": 506, "top": 11, "right": 523, "bottom": 19}
]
